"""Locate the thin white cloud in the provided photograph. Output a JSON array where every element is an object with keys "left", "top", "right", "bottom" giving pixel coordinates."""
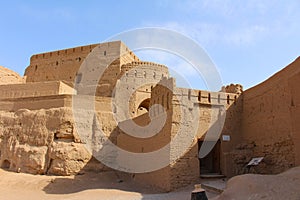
[
  {"left": 136, "top": 49, "right": 199, "bottom": 77},
  {"left": 148, "top": 0, "right": 299, "bottom": 47},
  {"left": 139, "top": 0, "right": 300, "bottom": 89},
  {"left": 135, "top": 49, "right": 207, "bottom": 89},
  {"left": 18, "top": 4, "right": 74, "bottom": 21},
  {"left": 143, "top": 21, "right": 269, "bottom": 47},
  {"left": 224, "top": 25, "right": 268, "bottom": 46}
]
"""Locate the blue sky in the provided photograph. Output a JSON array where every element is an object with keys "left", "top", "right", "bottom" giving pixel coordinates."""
[{"left": 0, "top": 0, "right": 299, "bottom": 90}]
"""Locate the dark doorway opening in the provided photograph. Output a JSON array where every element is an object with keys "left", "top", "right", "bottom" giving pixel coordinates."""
[
  {"left": 136, "top": 98, "right": 150, "bottom": 116},
  {"left": 1, "top": 159, "right": 11, "bottom": 169},
  {"left": 198, "top": 140, "right": 221, "bottom": 175}
]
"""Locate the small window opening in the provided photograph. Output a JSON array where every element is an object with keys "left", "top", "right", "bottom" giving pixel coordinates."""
[{"left": 76, "top": 73, "right": 82, "bottom": 84}]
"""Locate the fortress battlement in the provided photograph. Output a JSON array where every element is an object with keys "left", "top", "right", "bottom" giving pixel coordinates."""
[{"left": 1, "top": 41, "right": 299, "bottom": 193}]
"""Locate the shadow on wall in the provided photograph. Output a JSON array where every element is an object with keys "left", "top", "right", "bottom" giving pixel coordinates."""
[
  {"left": 42, "top": 94, "right": 244, "bottom": 195},
  {"left": 42, "top": 125, "right": 161, "bottom": 195}
]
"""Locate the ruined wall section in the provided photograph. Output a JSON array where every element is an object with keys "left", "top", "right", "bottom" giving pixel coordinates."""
[
  {"left": 237, "top": 57, "right": 300, "bottom": 174},
  {"left": 0, "top": 108, "right": 89, "bottom": 175},
  {"left": 0, "top": 94, "right": 116, "bottom": 175}
]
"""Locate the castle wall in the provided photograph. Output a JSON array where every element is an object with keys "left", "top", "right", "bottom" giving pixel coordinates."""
[
  {"left": 236, "top": 57, "right": 300, "bottom": 174},
  {"left": 116, "top": 77, "right": 173, "bottom": 191},
  {"left": 25, "top": 41, "right": 139, "bottom": 97},
  {"left": 25, "top": 44, "right": 98, "bottom": 83},
  {"left": 0, "top": 41, "right": 152, "bottom": 178},
  {"left": 218, "top": 95, "right": 243, "bottom": 177},
  {"left": 116, "top": 108, "right": 173, "bottom": 191},
  {"left": 0, "top": 81, "right": 74, "bottom": 112},
  {"left": 2, "top": 40, "right": 300, "bottom": 192},
  {"left": 114, "top": 62, "right": 169, "bottom": 119},
  {"left": 95, "top": 42, "right": 140, "bottom": 96},
  {"left": 116, "top": 113, "right": 173, "bottom": 190},
  {"left": 0, "top": 95, "right": 69, "bottom": 112},
  {"left": 116, "top": 77, "right": 242, "bottom": 191},
  {"left": 168, "top": 86, "right": 241, "bottom": 189},
  {"left": 0, "top": 81, "right": 75, "bottom": 100}
]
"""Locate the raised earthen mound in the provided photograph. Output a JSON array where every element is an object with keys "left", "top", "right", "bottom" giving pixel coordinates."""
[
  {"left": 0, "top": 66, "right": 23, "bottom": 85},
  {"left": 214, "top": 166, "right": 300, "bottom": 200}
]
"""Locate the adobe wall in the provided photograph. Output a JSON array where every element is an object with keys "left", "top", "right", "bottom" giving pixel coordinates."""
[
  {"left": 1, "top": 42, "right": 171, "bottom": 178},
  {"left": 95, "top": 43, "right": 140, "bottom": 97},
  {"left": 218, "top": 95, "right": 243, "bottom": 177},
  {"left": 25, "top": 41, "right": 139, "bottom": 97},
  {"left": 235, "top": 57, "right": 300, "bottom": 174},
  {"left": 116, "top": 114, "right": 173, "bottom": 191},
  {"left": 0, "top": 95, "right": 69, "bottom": 112},
  {"left": 0, "top": 81, "right": 75, "bottom": 100},
  {"left": 0, "top": 81, "right": 74, "bottom": 112},
  {"left": 116, "top": 77, "right": 242, "bottom": 191},
  {"left": 116, "top": 77, "right": 173, "bottom": 191},
  {"left": 3, "top": 40, "right": 299, "bottom": 192},
  {"left": 168, "top": 85, "right": 242, "bottom": 189},
  {"left": 25, "top": 43, "right": 98, "bottom": 82},
  {"left": 0, "top": 92, "right": 118, "bottom": 175},
  {"left": 114, "top": 62, "right": 169, "bottom": 119},
  {"left": 0, "top": 107, "right": 91, "bottom": 175}
]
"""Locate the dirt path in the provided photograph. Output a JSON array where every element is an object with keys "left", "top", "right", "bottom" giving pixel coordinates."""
[{"left": 0, "top": 169, "right": 217, "bottom": 200}]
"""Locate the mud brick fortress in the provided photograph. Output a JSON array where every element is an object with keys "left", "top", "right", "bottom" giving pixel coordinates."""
[{"left": 0, "top": 41, "right": 299, "bottom": 191}]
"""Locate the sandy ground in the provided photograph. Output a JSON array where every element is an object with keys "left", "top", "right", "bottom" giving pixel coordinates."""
[
  {"left": 0, "top": 169, "right": 217, "bottom": 200},
  {"left": 3, "top": 167, "right": 298, "bottom": 200}
]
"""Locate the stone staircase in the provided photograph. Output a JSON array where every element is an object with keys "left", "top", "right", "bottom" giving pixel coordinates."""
[{"left": 200, "top": 177, "right": 227, "bottom": 194}]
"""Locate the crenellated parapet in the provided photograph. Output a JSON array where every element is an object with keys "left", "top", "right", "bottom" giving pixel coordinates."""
[
  {"left": 151, "top": 79, "right": 240, "bottom": 112},
  {"left": 25, "top": 41, "right": 139, "bottom": 85},
  {"left": 221, "top": 83, "right": 243, "bottom": 95},
  {"left": 120, "top": 61, "right": 169, "bottom": 81}
]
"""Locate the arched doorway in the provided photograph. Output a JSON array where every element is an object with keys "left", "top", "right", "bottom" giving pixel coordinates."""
[{"left": 137, "top": 98, "right": 150, "bottom": 116}]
